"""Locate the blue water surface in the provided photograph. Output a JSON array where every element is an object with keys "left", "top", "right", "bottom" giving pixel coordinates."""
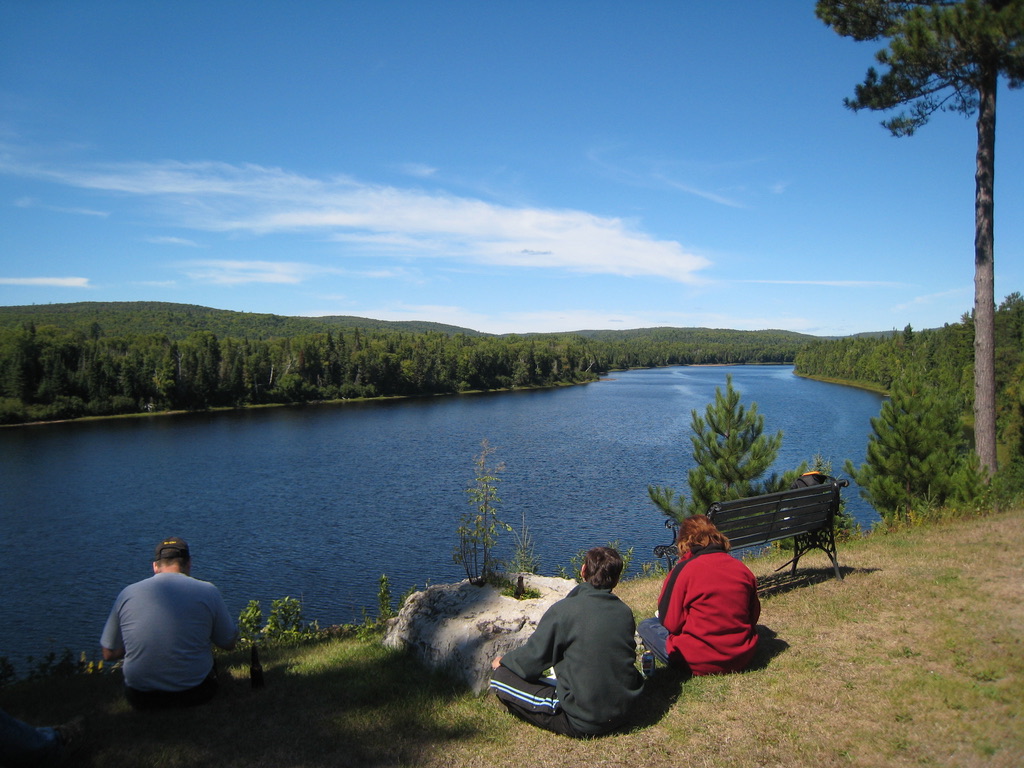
[{"left": 0, "top": 365, "right": 883, "bottom": 666}]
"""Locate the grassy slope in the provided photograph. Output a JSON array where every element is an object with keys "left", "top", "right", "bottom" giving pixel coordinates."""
[{"left": 4, "top": 509, "right": 1022, "bottom": 768}]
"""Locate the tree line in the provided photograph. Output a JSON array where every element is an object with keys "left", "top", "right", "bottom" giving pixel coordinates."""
[
  {"left": 0, "top": 303, "right": 812, "bottom": 425},
  {"left": 0, "top": 327, "right": 599, "bottom": 423}
]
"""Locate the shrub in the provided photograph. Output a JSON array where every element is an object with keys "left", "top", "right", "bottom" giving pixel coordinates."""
[
  {"left": 238, "top": 599, "right": 264, "bottom": 647},
  {"left": 508, "top": 509, "right": 540, "bottom": 575},
  {"left": 238, "top": 596, "right": 321, "bottom": 647},
  {"left": 454, "top": 440, "right": 509, "bottom": 584}
]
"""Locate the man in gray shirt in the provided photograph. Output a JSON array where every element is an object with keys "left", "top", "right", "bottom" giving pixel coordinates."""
[{"left": 101, "top": 537, "right": 238, "bottom": 710}]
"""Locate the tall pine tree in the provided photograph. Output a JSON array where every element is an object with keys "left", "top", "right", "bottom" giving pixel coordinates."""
[{"left": 816, "top": 0, "right": 1024, "bottom": 478}]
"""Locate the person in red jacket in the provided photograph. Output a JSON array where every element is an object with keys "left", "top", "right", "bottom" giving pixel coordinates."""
[{"left": 638, "top": 514, "right": 760, "bottom": 675}]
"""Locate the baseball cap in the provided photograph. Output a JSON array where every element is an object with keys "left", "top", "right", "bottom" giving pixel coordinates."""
[{"left": 154, "top": 537, "right": 190, "bottom": 560}]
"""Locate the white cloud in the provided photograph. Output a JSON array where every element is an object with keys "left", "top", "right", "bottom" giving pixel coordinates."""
[
  {"left": 13, "top": 196, "right": 108, "bottom": 217},
  {"left": 252, "top": 188, "right": 710, "bottom": 282},
  {"left": 146, "top": 236, "right": 204, "bottom": 247},
  {"left": 4, "top": 158, "right": 711, "bottom": 285},
  {"left": 394, "top": 162, "right": 438, "bottom": 178},
  {"left": 355, "top": 267, "right": 425, "bottom": 281},
  {"left": 0, "top": 276, "right": 91, "bottom": 287},
  {"left": 181, "top": 260, "right": 337, "bottom": 285}
]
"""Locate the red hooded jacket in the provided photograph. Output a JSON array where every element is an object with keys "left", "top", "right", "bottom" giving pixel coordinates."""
[{"left": 657, "top": 549, "right": 761, "bottom": 675}]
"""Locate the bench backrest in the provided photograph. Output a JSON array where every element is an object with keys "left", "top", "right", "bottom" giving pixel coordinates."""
[{"left": 706, "top": 482, "right": 841, "bottom": 551}]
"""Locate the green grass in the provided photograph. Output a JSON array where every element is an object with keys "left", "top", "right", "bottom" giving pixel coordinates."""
[{"left": 4, "top": 508, "right": 1024, "bottom": 767}]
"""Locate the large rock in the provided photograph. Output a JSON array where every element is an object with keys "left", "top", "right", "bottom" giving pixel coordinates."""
[{"left": 382, "top": 573, "right": 576, "bottom": 693}]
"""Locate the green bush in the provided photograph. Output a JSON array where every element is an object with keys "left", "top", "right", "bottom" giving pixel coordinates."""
[
  {"left": 992, "top": 457, "right": 1024, "bottom": 507},
  {"left": 237, "top": 596, "right": 321, "bottom": 647},
  {"left": 238, "top": 600, "right": 264, "bottom": 647}
]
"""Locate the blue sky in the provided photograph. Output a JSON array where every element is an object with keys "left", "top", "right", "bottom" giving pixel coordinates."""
[{"left": 2, "top": 1, "right": 1021, "bottom": 337}]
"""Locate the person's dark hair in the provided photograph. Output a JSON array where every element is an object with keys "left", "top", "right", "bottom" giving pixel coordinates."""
[
  {"left": 155, "top": 554, "right": 190, "bottom": 569},
  {"left": 677, "top": 514, "right": 731, "bottom": 554},
  {"left": 582, "top": 546, "right": 624, "bottom": 590}
]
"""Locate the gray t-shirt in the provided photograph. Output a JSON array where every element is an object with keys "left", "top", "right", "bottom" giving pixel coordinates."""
[{"left": 101, "top": 571, "right": 238, "bottom": 692}]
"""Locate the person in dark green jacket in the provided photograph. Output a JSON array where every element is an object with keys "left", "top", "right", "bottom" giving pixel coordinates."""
[{"left": 488, "top": 547, "right": 644, "bottom": 737}]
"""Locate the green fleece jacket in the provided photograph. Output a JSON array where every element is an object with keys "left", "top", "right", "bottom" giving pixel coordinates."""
[{"left": 500, "top": 582, "right": 644, "bottom": 735}]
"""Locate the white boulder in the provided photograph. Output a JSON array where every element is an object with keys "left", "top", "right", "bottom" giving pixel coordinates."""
[{"left": 382, "top": 574, "right": 575, "bottom": 692}]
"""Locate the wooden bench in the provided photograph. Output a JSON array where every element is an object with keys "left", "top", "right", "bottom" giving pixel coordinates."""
[{"left": 653, "top": 477, "right": 850, "bottom": 580}]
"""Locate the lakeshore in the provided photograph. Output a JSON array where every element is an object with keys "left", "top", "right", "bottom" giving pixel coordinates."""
[{"left": 792, "top": 369, "right": 890, "bottom": 395}]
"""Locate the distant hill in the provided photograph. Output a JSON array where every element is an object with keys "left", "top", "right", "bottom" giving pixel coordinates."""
[
  {"left": 567, "top": 326, "right": 820, "bottom": 344},
  {"left": 848, "top": 330, "right": 900, "bottom": 339},
  {"left": 0, "top": 301, "right": 484, "bottom": 340},
  {"left": 0, "top": 300, "right": 882, "bottom": 345}
]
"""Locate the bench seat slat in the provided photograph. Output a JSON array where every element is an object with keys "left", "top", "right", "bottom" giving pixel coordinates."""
[
  {"left": 714, "top": 505, "right": 831, "bottom": 526},
  {"left": 714, "top": 507, "right": 831, "bottom": 533},
  {"left": 726, "top": 525, "right": 822, "bottom": 549},
  {"left": 723, "top": 516, "right": 826, "bottom": 537}
]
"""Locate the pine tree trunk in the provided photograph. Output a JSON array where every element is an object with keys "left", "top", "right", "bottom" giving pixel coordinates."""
[{"left": 973, "top": 65, "right": 998, "bottom": 478}]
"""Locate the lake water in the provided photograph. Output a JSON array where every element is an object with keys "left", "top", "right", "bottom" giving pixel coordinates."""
[{"left": 0, "top": 365, "right": 883, "bottom": 668}]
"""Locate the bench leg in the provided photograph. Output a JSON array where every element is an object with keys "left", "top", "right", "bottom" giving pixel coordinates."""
[
  {"left": 780, "top": 530, "right": 843, "bottom": 580},
  {"left": 824, "top": 550, "right": 843, "bottom": 580}
]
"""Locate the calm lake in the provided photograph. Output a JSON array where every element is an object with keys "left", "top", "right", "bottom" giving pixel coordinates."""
[{"left": 0, "top": 365, "right": 883, "bottom": 668}]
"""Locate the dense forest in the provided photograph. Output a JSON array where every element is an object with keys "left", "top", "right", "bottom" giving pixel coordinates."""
[
  {"left": 0, "top": 301, "right": 482, "bottom": 340},
  {"left": 794, "top": 293, "right": 1024, "bottom": 461},
  {"left": 0, "top": 302, "right": 815, "bottom": 425}
]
